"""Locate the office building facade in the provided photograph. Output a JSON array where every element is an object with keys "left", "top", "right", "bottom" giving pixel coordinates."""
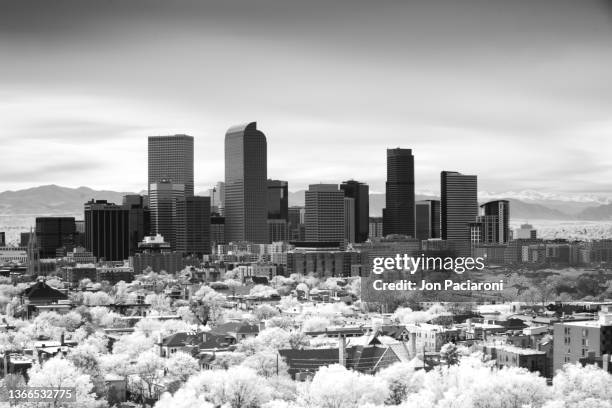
[
  {"left": 148, "top": 134, "right": 194, "bottom": 197},
  {"left": 122, "top": 195, "right": 151, "bottom": 256},
  {"left": 35, "top": 217, "right": 76, "bottom": 259},
  {"left": 224, "top": 122, "right": 268, "bottom": 243},
  {"left": 383, "top": 148, "right": 415, "bottom": 238},
  {"left": 305, "top": 184, "right": 345, "bottom": 243},
  {"left": 340, "top": 180, "right": 369, "bottom": 243},
  {"left": 175, "top": 196, "right": 211, "bottom": 255},
  {"left": 415, "top": 200, "right": 441, "bottom": 240},
  {"left": 149, "top": 180, "right": 185, "bottom": 248},
  {"left": 441, "top": 171, "right": 478, "bottom": 256},
  {"left": 84, "top": 200, "right": 130, "bottom": 261}
]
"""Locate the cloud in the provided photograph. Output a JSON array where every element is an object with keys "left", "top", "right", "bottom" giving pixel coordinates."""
[{"left": 0, "top": 0, "right": 611, "bottom": 196}]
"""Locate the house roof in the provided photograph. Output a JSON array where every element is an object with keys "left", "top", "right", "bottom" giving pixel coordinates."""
[
  {"left": 211, "top": 322, "right": 259, "bottom": 336},
  {"left": 22, "top": 281, "right": 67, "bottom": 301},
  {"left": 279, "top": 345, "right": 399, "bottom": 377},
  {"left": 162, "top": 331, "right": 233, "bottom": 349}
]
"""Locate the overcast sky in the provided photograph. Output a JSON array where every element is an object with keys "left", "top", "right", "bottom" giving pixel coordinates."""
[{"left": 1, "top": 0, "right": 612, "bottom": 196}]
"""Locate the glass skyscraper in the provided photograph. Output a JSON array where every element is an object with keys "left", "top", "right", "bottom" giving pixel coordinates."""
[
  {"left": 441, "top": 171, "right": 478, "bottom": 256},
  {"left": 148, "top": 134, "right": 194, "bottom": 197},
  {"left": 383, "top": 148, "right": 415, "bottom": 238},
  {"left": 224, "top": 122, "right": 268, "bottom": 243}
]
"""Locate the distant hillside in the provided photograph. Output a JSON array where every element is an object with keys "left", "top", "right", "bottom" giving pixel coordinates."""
[
  {"left": 288, "top": 190, "right": 572, "bottom": 220},
  {"left": 0, "top": 185, "right": 589, "bottom": 221},
  {"left": 0, "top": 185, "right": 134, "bottom": 216},
  {"left": 578, "top": 203, "right": 612, "bottom": 220}
]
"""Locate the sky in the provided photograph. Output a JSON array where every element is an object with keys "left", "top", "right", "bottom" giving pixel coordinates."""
[{"left": 1, "top": 0, "right": 612, "bottom": 196}]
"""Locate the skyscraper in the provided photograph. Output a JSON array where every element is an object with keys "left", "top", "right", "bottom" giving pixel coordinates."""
[
  {"left": 441, "top": 171, "right": 478, "bottom": 256},
  {"left": 344, "top": 197, "right": 355, "bottom": 243},
  {"left": 149, "top": 180, "right": 185, "bottom": 248},
  {"left": 84, "top": 200, "right": 130, "bottom": 261},
  {"left": 415, "top": 200, "right": 441, "bottom": 240},
  {"left": 383, "top": 148, "right": 415, "bottom": 238},
  {"left": 148, "top": 134, "right": 194, "bottom": 197},
  {"left": 224, "top": 122, "right": 268, "bottom": 243},
  {"left": 267, "top": 180, "right": 289, "bottom": 220},
  {"left": 267, "top": 180, "right": 289, "bottom": 242},
  {"left": 209, "top": 181, "right": 225, "bottom": 215},
  {"left": 35, "top": 217, "right": 76, "bottom": 258},
  {"left": 479, "top": 200, "right": 510, "bottom": 244},
  {"left": 305, "top": 184, "right": 345, "bottom": 243},
  {"left": 288, "top": 206, "right": 306, "bottom": 241},
  {"left": 122, "top": 195, "right": 151, "bottom": 256},
  {"left": 340, "top": 180, "right": 369, "bottom": 243},
  {"left": 175, "top": 196, "right": 211, "bottom": 255}
]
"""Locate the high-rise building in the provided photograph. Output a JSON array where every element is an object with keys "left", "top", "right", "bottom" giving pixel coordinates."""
[
  {"left": 415, "top": 200, "right": 441, "bottom": 240},
  {"left": 149, "top": 180, "right": 185, "bottom": 248},
  {"left": 340, "top": 180, "right": 369, "bottom": 243},
  {"left": 305, "top": 184, "right": 345, "bottom": 243},
  {"left": 479, "top": 200, "right": 510, "bottom": 244},
  {"left": 369, "top": 217, "right": 383, "bottom": 239},
  {"left": 224, "top": 122, "right": 268, "bottom": 243},
  {"left": 122, "top": 195, "right": 151, "bottom": 256},
  {"left": 209, "top": 181, "right": 225, "bottom": 215},
  {"left": 344, "top": 197, "right": 355, "bottom": 243},
  {"left": 288, "top": 206, "right": 305, "bottom": 241},
  {"left": 383, "top": 148, "right": 415, "bottom": 238},
  {"left": 441, "top": 171, "right": 478, "bottom": 256},
  {"left": 84, "top": 200, "right": 130, "bottom": 261},
  {"left": 0, "top": 232, "right": 4, "bottom": 247},
  {"left": 35, "top": 217, "right": 76, "bottom": 258},
  {"left": 211, "top": 215, "right": 225, "bottom": 246},
  {"left": 175, "top": 196, "right": 211, "bottom": 255},
  {"left": 148, "top": 134, "right": 194, "bottom": 197},
  {"left": 268, "top": 219, "right": 288, "bottom": 243},
  {"left": 267, "top": 180, "right": 289, "bottom": 220}
]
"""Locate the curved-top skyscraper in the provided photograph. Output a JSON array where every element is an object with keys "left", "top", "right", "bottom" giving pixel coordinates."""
[
  {"left": 382, "top": 148, "right": 415, "bottom": 238},
  {"left": 224, "top": 122, "right": 268, "bottom": 243}
]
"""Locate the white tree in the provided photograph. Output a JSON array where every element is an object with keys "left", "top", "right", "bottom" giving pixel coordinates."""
[
  {"left": 241, "top": 349, "right": 289, "bottom": 378},
  {"left": 304, "top": 364, "right": 388, "bottom": 408},
  {"left": 551, "top": 363, "right": 612, "bottom": 406},
  {"left": 28, "top": 356, "right": 100, "bottom": 408},
  {"left": 166, "top": 351, "right": 200, "bottom": 382}
]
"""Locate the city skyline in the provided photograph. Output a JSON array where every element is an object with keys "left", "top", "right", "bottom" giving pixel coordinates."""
[{"left": 2, "top": 0, "right": 612, "bottom": 195}]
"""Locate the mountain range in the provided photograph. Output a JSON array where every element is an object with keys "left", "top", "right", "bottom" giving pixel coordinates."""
[{"left": 1, "top": 185, "right": 611, "bottom": 221}]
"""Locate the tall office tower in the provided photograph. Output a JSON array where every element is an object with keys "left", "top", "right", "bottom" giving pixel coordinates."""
[
  {"left": 340, "top": 180, "right": 369, "bottom": 243},
  {"left": 84, "top": 200, "right": 130, "bottom": 261},
  {"left": 267, "top": 180, "right": 289, "bottom": 242},
  {"left": 268, "top": 219, "right": 288, "bottom": 242},
  {"left": 175, "top": 196, "right": 211, "bottom": 255},
  {"left": 224, "top": 122, "right": 268, "bottom": 243},
  {"left": 382, "top": 148, "right": 415, "bottom": 238},
  {"left": 479, "top": 200, "right": 510, "bottom": 244},
  {"left": 415, "top": 200, "right": 441, "bottom": 240},
  {"left": 369, "top": 217, "right": 384, "bottom": 239},
  {"left": 305, "top": 184, "right": 345, "bottom": 243},
  {"left": 344, "top": 197, "right": 355, "bottom": 243},
  {"left": 148, "top": 134, "right": 194, "bottom": 197},
  {"left": 211, "top": 214, "right": 225, "bottom": 246},
  {"left": 149, "top": 180, "right": 185, "bottom": 248},
  {"left": 209, "top": 181, "right": 225, "bottom": 215},
  {"left": 267, "top": 180, "right": 289, "bottom": 220},
  {"left": 0, "top": 232, "right": 5, "bottom": 246},
  {"left": 441, "top": 171, "right": 478, "bottom": 256},
  {"left": 288, "top": 206, "right": 306, "bottom": 241},
  {"left": 122, "top": 195, "right": 151, "bottom": 256},
  {"left": 73, "top": 220, "right": 86, "bottom": 248},
  {"left": 35, "top": 217, "right": 76, "bottom": 258}
]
